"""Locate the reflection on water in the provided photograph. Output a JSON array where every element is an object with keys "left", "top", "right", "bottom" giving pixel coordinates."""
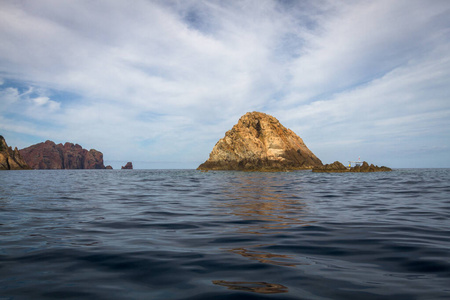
[
  {"left": 227, "top": 245, "right": 299, "bottom": 267},
  {"left": 212, "top": 280, "right": 289, "bottom": 294},
  {"left": 215, "top": 173, "right": 312, "bottom": 283},
  {"left": 218, "top": 173, "right": 313, "bottom": 234}
]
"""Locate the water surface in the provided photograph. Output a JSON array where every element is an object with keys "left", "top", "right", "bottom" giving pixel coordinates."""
[{"left": 1, "top": 169, "right": 449, "bottom": 299}]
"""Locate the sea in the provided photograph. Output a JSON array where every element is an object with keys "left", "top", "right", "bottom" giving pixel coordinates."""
[{"left": 1, "top": 169, "right": 449, "bottom": 299}]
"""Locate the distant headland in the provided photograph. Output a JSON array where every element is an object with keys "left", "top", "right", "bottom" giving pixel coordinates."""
[
  {"left": 18, "top": 140, "right": 106, "bottom": 170},
  {"left": 1, "top": 136, "right": 129, "bottom": 170}
]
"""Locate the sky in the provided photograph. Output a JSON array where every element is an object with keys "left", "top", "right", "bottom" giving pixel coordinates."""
[{"left": 0, "top": 0, "right": 449, "bottom": 169}]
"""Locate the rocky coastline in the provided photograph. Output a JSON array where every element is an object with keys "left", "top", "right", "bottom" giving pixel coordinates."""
[
  {"left": 312, "top": 161, "right": 392, "bottom": 173},
  {"left": 3, "top": 111, "right": 392, "bottom": 172}
]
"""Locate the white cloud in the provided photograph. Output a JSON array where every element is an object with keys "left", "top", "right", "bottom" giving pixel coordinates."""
[
  {"left": 33, "top": 96, "right": 49, "bottom": 106},
  {"left": 0, "top": 87, "right": 20, "bottom": 108},
  {"left": 283, "top": 0, "right": 450, "bottom": 105},
  {"left": 0, "top": 85, "right": 61, "bottom": 123}
]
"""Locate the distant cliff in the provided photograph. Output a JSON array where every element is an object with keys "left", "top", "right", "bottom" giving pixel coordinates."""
[
  {"left": 0, "top": 136, "right": 30, "bottom": 170},
  {"left": 19, "top": 140, "right": 106, "bottom": 169},
  {"left": 198, "top": 112, "right": 323, "bottom": 171}
]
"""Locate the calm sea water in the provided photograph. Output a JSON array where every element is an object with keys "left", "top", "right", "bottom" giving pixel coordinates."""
[{"left": 1, "top": 169, "right": 449, "bottom": 299}]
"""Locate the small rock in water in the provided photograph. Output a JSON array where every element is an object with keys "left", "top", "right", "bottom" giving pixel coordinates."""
[{"left": 121, "top": 162, "right": 133, "bottom": 169}]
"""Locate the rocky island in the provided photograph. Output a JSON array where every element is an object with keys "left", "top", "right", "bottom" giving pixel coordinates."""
[
  {"left": 0, "top": 136, "right": 30, "bottom": 170},
  {"left": 121, "top": 162, "right": 133, "bottom": 169},
  {"left": 19, "top": 140, "right": 106, "bottom": 169},
  {"left": 313, "top": 161, "right": 392, "bottom": 173},
  {"left": 197, "top": 112, "right": 323, "bottom": 171}
]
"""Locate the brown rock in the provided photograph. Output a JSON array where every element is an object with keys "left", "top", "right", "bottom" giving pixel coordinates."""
[
  {"left": 197, "top": 112, "right": 323, "bottom": 171},
  {"left": 86, "top": 149, "right": 105, "bottom": 169},
  {"left": 121, "top": 162, "right": 133, "bottom": 169},
  {"left": 312, "top": 161, "right": 392, "bottom": 173},
  {"left": 379, "top": 166, "right": 392, "bottom": 172},
  {"left": 105, "top": 165, "right": 113, "bottom": 169},
  {"left": 312, "top": 161, "right": 347, "bottom": 173},
  {"left": 19, "top": 140, "right": 106, "bottom": 169},
  {"left": 0, "top": 136, "right": 30, "bottom": 170},
  {"left": 360, "top": 161, "right": 370, "bottom": 172}
]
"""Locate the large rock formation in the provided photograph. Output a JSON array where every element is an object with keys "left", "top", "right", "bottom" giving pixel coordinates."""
[
  {"left": 19, "top": 140, "right": 106, "bottom": 169},
  {"left": 312, "top": 161, "right": 392, "bottom": 173},
  {"left": 0, "top": 136, "right": 30, "bottom": 170},
  {"left": 198, "top": 112, "right": 323, "bottom": 171}
]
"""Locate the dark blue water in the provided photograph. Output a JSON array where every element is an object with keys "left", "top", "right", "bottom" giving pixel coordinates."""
[{"left": 1, "top": 169, "right": 449, "bottom": 299}]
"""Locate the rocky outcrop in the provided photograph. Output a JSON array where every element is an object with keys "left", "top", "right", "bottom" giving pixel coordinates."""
[
  {"left": 312, "top": 161, "right": 392, "bottom": 173},
  {"left": 121, "top": 162, "right": 133, "bottom": 169},
  {"left": 0, "top": 136, "right": 30, "bottom": 170},
  {"left": 19, "top": 140, "right": 106, "bottom": 169},
  {"left": 105, "top": 165, "right": 113, "bottom": 169},
  {"left": 198, "top": 112, "right": 323, "bottom": 171},
  {"left": 312, "top": 161, "right": 348, "bottom": 173}
]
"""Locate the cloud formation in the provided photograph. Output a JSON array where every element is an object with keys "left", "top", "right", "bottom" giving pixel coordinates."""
[{"left": 0, "top": 0, "right": 449, "bottom": 168}]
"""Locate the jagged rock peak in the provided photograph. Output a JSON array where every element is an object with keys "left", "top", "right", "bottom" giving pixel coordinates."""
[
  {"left": 0, "top": 135, "right": 31, "bottom": 170},
  {"left": 197, "top": 111, "right": 323, "bottom": 171}
]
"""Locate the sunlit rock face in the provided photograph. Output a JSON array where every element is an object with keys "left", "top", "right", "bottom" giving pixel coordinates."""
[
  {"left": 19, "top": 140, "right": 106, "bottom": 169},
  {"left": 0, "top": 135, "right": 30, "bottom": 170},
  {"left": 198, "top": 112, "right": 323, "bottom": 171}
]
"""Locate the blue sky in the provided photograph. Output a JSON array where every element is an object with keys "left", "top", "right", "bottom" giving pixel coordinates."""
[{"left": 1, "top": 0, "right": 449, "bottom": 169}]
